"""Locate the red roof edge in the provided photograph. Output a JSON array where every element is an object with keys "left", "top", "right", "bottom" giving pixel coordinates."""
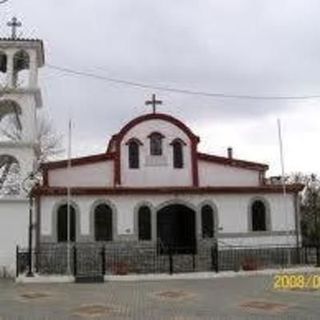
[
  {"left": 41, "top": 152, "right": 115, "bottom": 170},
  {"left": 197, "top": 152, "right": 269, "bottom": 171},
  {"left": 33, "top": 184, "right": 304, "bottom": 196}
]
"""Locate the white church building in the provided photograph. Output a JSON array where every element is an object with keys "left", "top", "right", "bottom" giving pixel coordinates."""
[
  {"left": 33, "top": 103, "right": 304, "bottom": 274},
  {"left": 0, "top": 22, "right": 304, "bottom": 276},
  {"left": 36, "top": 110, "right": 303, "bottom": 250}
]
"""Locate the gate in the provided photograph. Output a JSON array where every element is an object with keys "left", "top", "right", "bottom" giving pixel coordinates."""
[{"left": 73, "top": 245, "right": 105, "bottom": 283}]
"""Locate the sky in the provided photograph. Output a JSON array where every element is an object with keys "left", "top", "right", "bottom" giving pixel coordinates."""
[{"left": 0, "top": 0, "right": 319, "bottom": 176}]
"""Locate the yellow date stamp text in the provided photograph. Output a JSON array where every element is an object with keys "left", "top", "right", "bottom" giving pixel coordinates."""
[{"left": 273, "top": 274, "right": 320, "bottom": 290}]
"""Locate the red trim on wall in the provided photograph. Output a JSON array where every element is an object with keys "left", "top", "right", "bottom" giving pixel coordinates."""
[
  {"left": 42, "top": 168, "right": 49, "bottom": 186},
  {"left": 191, "top": 140, "right": 199, "bottom": 186},
  {"left": 106, "top": 134, "right": 118, "bottom": 153},
  {"left": 117, "top": 113, "right": 200, "bottom": 142},
  {"left": 114, "top": 141, "right": 121, "bottom": 185},
  {"left": 197, "top": 152, "right": 268, "bottom": 171},
  {"left": 33, "top": 184, "right": 304, "bottom": 196}
]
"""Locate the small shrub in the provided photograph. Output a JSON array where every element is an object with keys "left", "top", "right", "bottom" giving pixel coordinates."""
[
  {"left": 241, "top": 257, "right": 261, "bottom": 271},
  {"left": 112, "top": 261, "right": 128, "bottom": 275}
]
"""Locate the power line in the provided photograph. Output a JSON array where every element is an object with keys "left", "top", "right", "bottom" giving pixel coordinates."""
[{"left": 47, "top": 63, "right": 320, "bottom": 101}]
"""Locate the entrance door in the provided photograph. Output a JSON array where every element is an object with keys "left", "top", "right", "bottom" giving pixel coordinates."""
[
  {"left": 74, "top": 245, "right": 104, "bottom": 283},
  {"left": 157, "top": 204, "right": 196, "bottom": 254}
]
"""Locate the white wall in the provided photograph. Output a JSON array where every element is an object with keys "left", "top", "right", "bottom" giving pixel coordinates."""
[
  {"left": 214, "top": 194, "right": 296, "bottom": 232},
  {"left": 40, "top": 192, "right": 297, "bottom": 246},
  {"left": 198, "top": 160, "right": 260, "bottom": 186},
  {"left": 219, "top": 235, "right": 297, "bottom": 248},
  {"left": 48, "top": 161, "right": 114, "bottom": 187},
  {"left": 0, "top": 199, "right": 29, "bottom": 276},
  {"left": 121, "top": 119, "right": 193, "bottom": 187}
]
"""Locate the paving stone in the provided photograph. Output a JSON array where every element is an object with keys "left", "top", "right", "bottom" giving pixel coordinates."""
[
  {"left": 153, "top": 290, "right": 195, "bottom": 301},
  {"left": 18, "top": 291, "right": 52, "bottom": 302},
  {"left": 72, "top": 304, "right": 115, "bottom": 317},
  {"left": 239, "top": 300, "right": 291, "bottom": 314},
  {"left": 0, "top": 274, "right": 319, "bottom": 319}
]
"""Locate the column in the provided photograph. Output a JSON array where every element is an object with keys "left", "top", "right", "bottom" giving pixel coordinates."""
[
  {"left": 6, "top": 50, "right": 15, "bottom": 88},
  {"left": 28, "top": 50, "right": 38, "bottom": 88},
  {"left": 21, "top": 103, "right": 36, "bottom": 143}
]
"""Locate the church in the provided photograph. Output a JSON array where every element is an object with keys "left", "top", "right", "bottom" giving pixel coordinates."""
[
  {"left": 36, "top": 105, "right": 303, "bottom": 247},
  {"left": 0, "top": 19, "right": 304, "bottom": 277},
  {"left": 33, "top": 99, "right": 304, "bottom": 274}
]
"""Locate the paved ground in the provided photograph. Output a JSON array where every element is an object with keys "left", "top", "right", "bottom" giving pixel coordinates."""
[{"left": 0, "top": 273, "right": 319, "bottom": 319}]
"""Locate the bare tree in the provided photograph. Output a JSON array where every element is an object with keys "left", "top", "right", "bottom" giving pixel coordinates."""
[
  {"left": 300, "top": 175, "right": 320, "bottom": 246},
  {"left": 287, "top": 172, "right": 320, "bottom": 246},
  {"left": 0, "top": 154, "right": 20, "bottom": 194},
  {"left": 0, "top": 111, "right": 63, "bottom": 194}
]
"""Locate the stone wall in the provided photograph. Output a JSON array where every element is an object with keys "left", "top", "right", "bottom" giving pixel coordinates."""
[{"left": 33, "top": 239, "right": 215, "bottom": 275}]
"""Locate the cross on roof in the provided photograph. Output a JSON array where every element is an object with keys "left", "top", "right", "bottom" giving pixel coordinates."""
[
  {"left": 145, "top": 94, "right": 163, "bottom": 114},
  {"left": 7, "top": 17, "right": 22, "bottom": 39}
]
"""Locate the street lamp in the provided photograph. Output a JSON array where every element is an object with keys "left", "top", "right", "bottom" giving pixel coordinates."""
[{"left": 22, "top": 171, "right": 38, "bottom": 277}]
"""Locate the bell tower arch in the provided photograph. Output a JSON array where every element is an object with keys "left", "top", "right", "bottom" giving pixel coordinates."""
[{"left": 0, "top": 17, "right": 45, "bottom": 196}]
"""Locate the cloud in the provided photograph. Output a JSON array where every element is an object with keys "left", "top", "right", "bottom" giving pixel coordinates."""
[{"left": 0, "top": 0, "right": 319, "bottom": 174}]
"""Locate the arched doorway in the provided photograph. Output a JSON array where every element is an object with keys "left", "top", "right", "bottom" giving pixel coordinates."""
[{"left": 157, "top": 204, "right": 196, "bottom": 254}]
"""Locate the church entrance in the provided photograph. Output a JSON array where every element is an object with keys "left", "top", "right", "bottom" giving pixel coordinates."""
[{"left": 157, "top": 204, "right": 196, "bottom": 254}]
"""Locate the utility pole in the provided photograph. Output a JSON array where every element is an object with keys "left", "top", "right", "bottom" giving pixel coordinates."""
[{"left": 22, "top": 172, "right": 38, "bottom": 277}]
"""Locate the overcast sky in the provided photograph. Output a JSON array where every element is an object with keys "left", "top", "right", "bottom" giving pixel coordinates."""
[{"left": 1, "top": 0, "right": 319, "bottom": 176}]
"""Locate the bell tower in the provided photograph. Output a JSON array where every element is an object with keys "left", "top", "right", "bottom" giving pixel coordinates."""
[{"left": 0, "top": 17, "right": 44, "bottom": 196}]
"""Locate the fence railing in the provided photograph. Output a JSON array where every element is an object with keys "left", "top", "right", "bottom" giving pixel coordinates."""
[
  {"left": 16, "top": 244, "right": 320, "bottom": 278},
  {"left": 217, "top": 245, "right": 320, "bottom": 271}
]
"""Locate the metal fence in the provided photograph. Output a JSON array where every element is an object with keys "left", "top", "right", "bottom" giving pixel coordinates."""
[
  {"left": 16, "top": 244, "right": 320, "bottom": 278},
  {"left": 217, "top": 245, "right": 320, "bottom": 271}
]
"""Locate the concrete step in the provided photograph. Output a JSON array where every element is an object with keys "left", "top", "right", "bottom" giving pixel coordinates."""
[{"left": 75, "top": 274, "right": 104, "bottom": 283}]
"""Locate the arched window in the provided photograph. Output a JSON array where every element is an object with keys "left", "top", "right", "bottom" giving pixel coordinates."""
[
  {"left": 57, "top": 204, "right": 76, "bottom": 242},
  {"left": 0, "top": 52, "right": 7, "bottom": 88},
  {"left": 251, "top": 200, "right": 267, "bottom": 231},
  {"left": 0, "top": 100, "right": 22, "bottom": 135},
  {"left": 201, "top": 205, "right": 214, "bottom": 238},
  {"left": 0, "top": 51, "right": 7, "bottom": 73},
  {"left": 13, "top": 50, "right": 30, "bottom": 72},
  {"left": 172, "top": 140, "right": 184, "bottom": 168},
  {"left": 138, "top": 206, "right": 151, "bottom": 240},
  {"left": 128, "top": 140, "right": 140, "bottom": 169},
  {"left": 94, "top": 204, "right": 113, "bottom": 241},
  {"left": 149, "top": 132, "right": 164, "bottom": 156},
  {"left": 13, "top": 50, "right": 30, "bottom": 87}
]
